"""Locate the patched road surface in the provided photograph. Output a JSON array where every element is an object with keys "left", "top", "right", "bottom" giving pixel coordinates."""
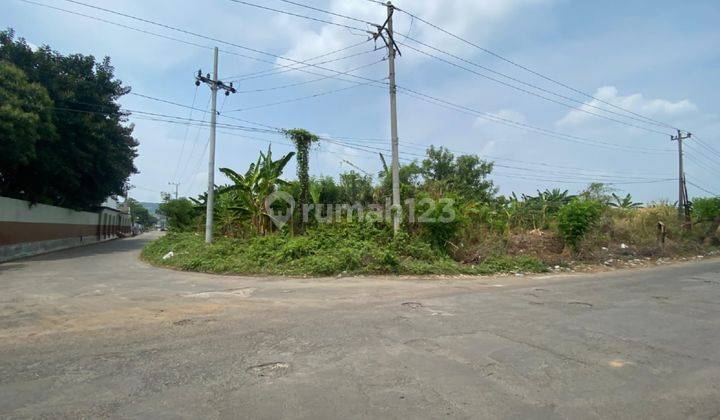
[{"left": 1, "top": 232, "right": 719, "bottom": 418}]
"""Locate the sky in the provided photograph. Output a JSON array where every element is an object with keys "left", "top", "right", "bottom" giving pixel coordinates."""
[{"left": 4, "top": 0, "right": 720, "bottom": 204}]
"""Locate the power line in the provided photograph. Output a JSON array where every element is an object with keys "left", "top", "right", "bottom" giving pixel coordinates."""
[
  {"left": 325, "top": 136, "right": 668, "bottom": 182},
  {"left": 180, "top": 98, "right": 212, "bottom": 187},
  {"left": 49, "top": 0, "right": 384, "bottom": 88},
  {"left": 390, "top": 4, "right": 681, "bottom": 132},
  {"left": 692, "top": 136, "right": 720, "bottom": 160},
  {"left": 275, "top": 0, "right": 376, "bottom": 26},
  {"left": 171, "top": 86, "right": 199, "bottom": 183},
  {"left": 324, "top": 137, "right": 675, "bottom": 185},
  {"left": 130, "top": 90, "right": 669, "bottom": 179},
  {"left": 226, "top": 78, "right": 386, "bottom": 112},
  {"left": 235, "top": 56, "right": 386, "bottom": 93},
  {"left": 226, "top": 45, "right": 376, "bottom": 82},
  {"left": 226, "top": 0, "right": 372, "bottom": 32},
  {"left": 397, "top": 86, "right": 675, "bottom": 154},
  {"left": 399, "top": 38, "right": 673, "bottom": 135},
  {"left": 687, "top": 180, "right": 720, "bottom": 196}
]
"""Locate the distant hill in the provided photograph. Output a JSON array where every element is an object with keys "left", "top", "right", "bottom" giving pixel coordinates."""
[{"left": 140, "top": 202, "right": 160, "bottom": 215}]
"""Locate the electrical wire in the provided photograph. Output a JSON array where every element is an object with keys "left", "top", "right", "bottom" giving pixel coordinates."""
[
  {"left": 390, "top": 4, "right": 682, "bottom": 132},
  {"left": 275, "top": 0, "right": 376, "bottom": 26},
  {"left": 235, "top": 56, "right": 386, "bottom": 93},
  {"left": 226, "top": 78, "right": 386, "bottom": 112},
  {"left": 170, "top": 86, "right": 199, "bottom": 183},
  {"left": 226, "top": 0, "right": 371, "bottom": 32},
  {"left": 397, "top": 86, "right": 675, "bottom": 154},
  {"left": 226, "top": 46, "right": 376, "bottom": 82},
  {"left": 399, "top": 38, "right": 673, "bottom": 135},
  {"left": 687, "top": 180, "right": 720, "bottom": 196},
  {"left": 42, "top": 0, "right": 383, "bottom": 88}
]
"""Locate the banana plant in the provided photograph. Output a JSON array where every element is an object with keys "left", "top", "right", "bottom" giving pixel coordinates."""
[
  {"left": 609, "top": 193, "right": 643, "bottom": 209},
  {"left": 219, "top": 146, "right": 295, "bottom": 235}
]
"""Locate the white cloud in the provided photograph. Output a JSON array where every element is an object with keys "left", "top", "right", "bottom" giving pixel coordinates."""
[
  {"left": 475, "top": 108, "right": 528, "bottom": 126},
  {"left": 556, "top": 86, "right": 697, "bottom": 127},
  {"left": 277, "top": 0, "right": 555, "bottom": 71}
]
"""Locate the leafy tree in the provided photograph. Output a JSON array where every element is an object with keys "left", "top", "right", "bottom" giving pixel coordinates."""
[
  {"left": 0, "top": 29, "right": 138, "bottom": 209},
  {"left": 581, "top": 183, "right": 614, "bottom": 205},
  {"left": 420, "top": 146, "right": 496, "bottom": 203},
  {"left": 125, "top": 198, "right": 157, "bottom": 228},
  {"left": 338, "top": 171, "right": 374, "bottom": 204},
  {"left": 0, "top": 61, "right": 56, "bottom": 183},
  {"left": 157, "top": 198, "right": 196, "bottom": 232},
  {"left": 378, "top": 161, "right": 422, "bottom": 201},
  {"left": 452, "top": 154, "right": 496, "bottom": 203},
  {"left": 421, "top": 146, "right": 455, "bottom": 182}
]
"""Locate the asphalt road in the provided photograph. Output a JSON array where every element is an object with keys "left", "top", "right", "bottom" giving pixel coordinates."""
[{"left": 1, "top": 232, "right": 719, "bottom": 419}]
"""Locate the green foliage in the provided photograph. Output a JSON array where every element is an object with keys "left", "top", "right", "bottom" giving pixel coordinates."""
[
  {"left": 557, "top": 198, "right": 603, "bottom": 251},
  {"left": 413, "top": 192, "right": 465, "bottom": 250},
  {"left": 505, "top": 189, "right": 575, "bottom": 230},
  {"left": 609, "top": 193, "right": 642, "bottom": 209},
  {"left": 692, "top": 197, "right": 720, "bottom": 222},
  {"left": 142, "top": 224, "right": 547, "bottom": 276},
  {"left": 420, "top": 146, "right": 496, "bottom": 203},
  {"left": 157, "top": 198, "right": 196, "bottom": 232},
  {"left": 338, "top": 171, "right": 374, "bottom": 204},
  {"left": 125, "top": 198, "right": 157, "bottom": 227},
  {"left": 283, "top": 128, "right": 319, "bottom": 211},
  {"left": 580, "top": 183, "right": 614, "bottom": 205},
  {"left": 0, "top": 29, "right": 138, "bottom": 209},
  {"left": 219, "top": 145, "right": 294, "bottom": 235},
  {"left": 0, "top": 61, "right": 55, "bottom": 175}
]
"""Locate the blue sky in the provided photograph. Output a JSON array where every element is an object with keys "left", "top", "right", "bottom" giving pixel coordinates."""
[{"left": 4, "top": 0, "right": 719, "bottom": 203}]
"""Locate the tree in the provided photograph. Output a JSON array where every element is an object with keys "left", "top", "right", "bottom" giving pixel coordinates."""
[
  {"left": 421, "top": 146, "right": 455, "bottom": 182},
  {"left": 338, "top": 171, "right": 374, "bottom": 204},
  {"left": 125, "top": 198, "right": 157, "bottom": 228},
  {"left": 283, "top": 129, "right": 318, "bottom": 220},
  {"left": 0, "top": 29, "right": 138, "bottom": 209},
  {"left": 0, "top": 61, "right": 56, "bottom": 184},
  {"left": 157, "top": 198, "right": 196, "bottom": 232},
  {"left": 452, "top": 154, "right": 496, "bottom": 203},
  {"left": 420, "top": 146, "right": 495, "bottom": 203},
  {"left": 581, "top": 183, "right": 614, "bottom": 206}
]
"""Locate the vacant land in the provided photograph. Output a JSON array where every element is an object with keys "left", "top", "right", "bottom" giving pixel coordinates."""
[{"left": 1, "top": 232, "right": 719, "bottom": 418}]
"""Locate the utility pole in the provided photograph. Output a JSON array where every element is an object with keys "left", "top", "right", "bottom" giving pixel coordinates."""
[
  {"left": 168, "top": 182, "right": 180, "bottom": 199},
  {"left": 671, "top": 130, "right": 692, "bottom": 222},
  {"left": 371, "top": 2, "right": 402, "bottom": 233},
  {"left": 195, "top": 47, "right": 236, "bottom": 243}
]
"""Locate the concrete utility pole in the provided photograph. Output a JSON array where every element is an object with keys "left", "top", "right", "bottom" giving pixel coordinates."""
[
  {"left": 168, "top": 182, "right": 180, "bottom": 199},
  {"left": 671, "top": 129, "right": 692, "bottom": 221},
  {"left": 195, "top": 47, "right": 236, "bottom": 243},
  {"left": 387, "top": 1, "right": 401, "bottom": 234},
  {"left": 370, "top": 2, "right": 402, "bottom": 233}
]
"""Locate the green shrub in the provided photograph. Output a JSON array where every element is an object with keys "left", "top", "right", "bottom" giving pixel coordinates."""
[
  {"left": 557, "top": 198, "right": 603, "bottom": 252},
  {"left": 692, "top": 197, "right": 720, "bottom": 222}
]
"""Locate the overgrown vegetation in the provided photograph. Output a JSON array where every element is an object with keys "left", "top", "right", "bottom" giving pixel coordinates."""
[
  {"left": 144, "top": 128, "right": 719, "bottom": 277},
  {"left": 142, "top": 225, "right": 546, "bottom": 276}
]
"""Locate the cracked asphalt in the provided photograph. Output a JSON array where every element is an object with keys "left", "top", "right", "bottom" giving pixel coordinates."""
[{"left": 1, "top": 232, "right": 720, "bottom": 419}]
